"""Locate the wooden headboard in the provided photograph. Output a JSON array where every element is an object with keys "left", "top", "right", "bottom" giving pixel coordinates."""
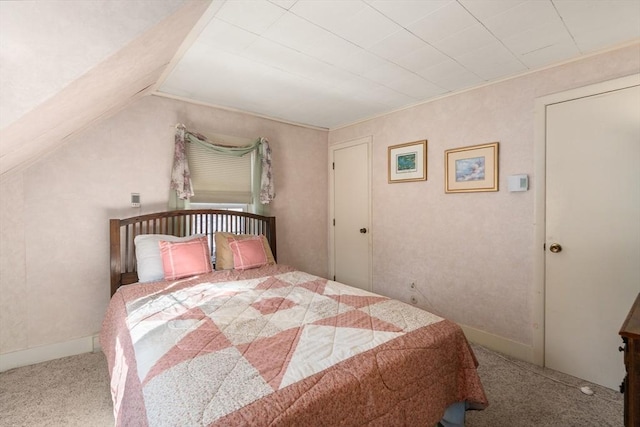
[{"left": 109, "top": 209, "right": 276, "bottom": 296}]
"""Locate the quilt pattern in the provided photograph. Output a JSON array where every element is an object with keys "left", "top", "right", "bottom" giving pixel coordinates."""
[{"left": 125, "top": 270, "right": 444, "bottom": 425}]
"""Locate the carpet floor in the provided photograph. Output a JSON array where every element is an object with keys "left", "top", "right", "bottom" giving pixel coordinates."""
[
  {"left": 0, "top": 343, "right": 623, "bottom": 426},
  {"left": 465, "top": 345, "right": 623, "bottom": 426}
]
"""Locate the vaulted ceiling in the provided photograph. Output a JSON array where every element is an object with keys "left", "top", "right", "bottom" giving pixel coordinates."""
[{"left": 1, "top": 0, "right": 639, "bottom": 176}]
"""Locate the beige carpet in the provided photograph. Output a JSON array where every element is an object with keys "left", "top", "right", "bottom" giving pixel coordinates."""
[
  {"left": 466, "top": 345, "right": 623, "bottom": 426},
  {"left": 0, "top": 344, "right": 623, "bottom": 426},
  {"left": 0, "top": 351, "right": 113, "bottom": 427}
]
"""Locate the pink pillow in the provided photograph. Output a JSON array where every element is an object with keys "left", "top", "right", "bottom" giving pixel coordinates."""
[
  {"left": 159, "top": 236, "right": 212, "bottom": 280},
  {"left": 228, "top": 236, "right": 268, "bottom": 270}
]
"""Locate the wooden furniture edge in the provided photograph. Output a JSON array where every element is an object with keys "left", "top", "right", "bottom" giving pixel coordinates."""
[
  {"left": 620, "top": 292, "right": 640, "bottom": 427},
  {"left": 109, "top": 219, "right": 122, "bottom": 298},
  {"left": 109, "top": 210, "right": 277, "bottom": 297}
]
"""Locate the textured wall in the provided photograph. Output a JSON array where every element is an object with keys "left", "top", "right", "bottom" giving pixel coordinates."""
[
  {"left": 0, "top": 95, "right": 328, "bottom": 353},
  {"left": 0, "top": 172, "right": 26, "bottom": 351},
  {"left": 328, "top": 44, "right": 640, "bottom": 347},
  {"left": 1, "top": 44, "right": 638, "bottom": 356}
]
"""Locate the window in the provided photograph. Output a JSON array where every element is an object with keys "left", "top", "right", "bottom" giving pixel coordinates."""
[
  {"left": 187, "top": 202, "right": 248, "bottom": 212},
  {"left": 186, "top": 132, "right": 255, "bottom": 206}
]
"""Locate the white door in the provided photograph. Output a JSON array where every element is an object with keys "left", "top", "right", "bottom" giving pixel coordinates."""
[
  {"left": 331, "top": 139, "right": 371, "bottom": 291},
  {"left": 545, "top": 84, "right": 640, "bottom": 389}
]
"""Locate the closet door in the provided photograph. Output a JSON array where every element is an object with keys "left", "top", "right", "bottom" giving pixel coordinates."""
[
  {"left": 545, "top": 84, "right": 640, "bottom": 389},
  {"left": 331, "top": 137, "right": 371, "bottom": 291}
]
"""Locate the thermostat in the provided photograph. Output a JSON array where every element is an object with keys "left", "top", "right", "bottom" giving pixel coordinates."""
[
  {"left": 131, "top": 193, "right": 141, "bottom": 207},
  {"left": 508, "top": 175, "right": 528, "bottom": 192}
]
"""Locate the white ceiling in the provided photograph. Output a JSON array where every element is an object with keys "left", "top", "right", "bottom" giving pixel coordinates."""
[
  {"left": 158, "top": 0, "right": 640, "bottom": 129},
  {"left": 0, "top": 0, "right": 208, "bottom": 176},
  {"left": 1, "top": 1, "right": 639, "bottom": 175},
  {"left": 0, "top": 0, "right": 187, "bottom": 129}
]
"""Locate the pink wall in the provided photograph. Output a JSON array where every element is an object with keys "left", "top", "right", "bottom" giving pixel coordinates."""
[
  {"left": 328, "top": 44, "right": 640, "bottom": 348},
  {"left": 0, "top": 95, "right": 328, "bottom": 354},
  {"left": 1, "top": 44, "right": 638, "bottom": 361}
]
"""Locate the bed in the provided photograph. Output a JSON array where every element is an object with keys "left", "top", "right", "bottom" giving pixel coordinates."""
[{"left": 101, "top": 209, "right": 487, "bottom": 426}]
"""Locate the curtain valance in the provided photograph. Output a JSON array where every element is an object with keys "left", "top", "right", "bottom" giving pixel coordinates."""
[{"left": 170, "top": 124, "right": 275, "bottom": 208}]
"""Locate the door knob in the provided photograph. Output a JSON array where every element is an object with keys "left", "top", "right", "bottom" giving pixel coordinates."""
[
  {"left": 549, "top": 243, "right": 562, "bottom": 253},
  {"left": 360, "top": 228, "right": 367, "bottom": 234}
]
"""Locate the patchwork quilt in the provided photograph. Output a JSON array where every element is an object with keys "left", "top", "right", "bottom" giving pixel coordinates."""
[{"left": 101, "top": 265, "right": 487, "bottom": 426}]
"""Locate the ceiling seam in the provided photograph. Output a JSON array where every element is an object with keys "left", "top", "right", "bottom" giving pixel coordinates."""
[
  {"left": 328, "top": 39, "right": 640, "bottom": 131},
  {"left": 456, "top": 0, "right": 528, "bottom": 70},
  {"left": 550, "top": 0, "right": 582, "bottom": 55}
]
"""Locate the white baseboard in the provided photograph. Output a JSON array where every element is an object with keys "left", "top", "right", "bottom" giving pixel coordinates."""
[
  {"left": 0, "top": 334, "right": 101, "bottom": 372},
  {"left": 92, "top": 335, "right": 102, "bottom": 353},
  {"left": 459, "top": 323, "right": 535, "bottom": 365}
]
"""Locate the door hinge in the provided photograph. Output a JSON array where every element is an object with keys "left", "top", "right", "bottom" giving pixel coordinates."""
[
  {"left": 332, "top": 162, "right": 335, "bottom": 170},
  {"left": 333, "top": 218, "right": 335, "bottom": 226},
  {"left": 333, "top": 275, "right": 336, "bottom": 281}
]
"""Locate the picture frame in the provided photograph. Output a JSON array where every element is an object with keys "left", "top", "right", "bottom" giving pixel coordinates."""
[
  {"left": 444, "top": 142, "right": 499, "bottom": 193},
  {"left": 388, "top": 140, "right": 427, "bottom": 183}
]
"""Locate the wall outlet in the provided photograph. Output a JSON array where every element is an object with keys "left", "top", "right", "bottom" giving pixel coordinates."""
[{"left": 409, "top": 282, "right": 417, "bottom": 291}]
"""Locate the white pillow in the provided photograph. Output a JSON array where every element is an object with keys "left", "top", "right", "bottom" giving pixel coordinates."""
[{"left": 134, "top": 234, "right": 207, "bottom": 283}]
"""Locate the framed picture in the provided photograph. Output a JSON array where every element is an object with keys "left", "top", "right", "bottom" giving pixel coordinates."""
[
  {"left": 445, "top": 142, "right": 499, "bottom": 193},
  {"left": 388, "top": 140, "right": 427, "bottom": 183}
]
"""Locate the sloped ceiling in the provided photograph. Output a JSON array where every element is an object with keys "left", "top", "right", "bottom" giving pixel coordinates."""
[
  {"left": 0, "top": 0, "right": 215, "bottom": 176},
  {"left": 1, "top": 0, "right": 639, "bottom": 176}
]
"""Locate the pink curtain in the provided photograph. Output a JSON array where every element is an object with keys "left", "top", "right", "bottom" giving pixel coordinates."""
[
  {"left": 170, "top": 124, "right": 275, "bottom": 205},
  {"left": 170, "top": 124, "right": 193, "bottom": 200}
]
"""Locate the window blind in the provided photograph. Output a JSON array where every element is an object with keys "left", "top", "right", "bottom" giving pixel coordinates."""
[{"left": 186, "top": 134, "right": 253, "bottom": 204}]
